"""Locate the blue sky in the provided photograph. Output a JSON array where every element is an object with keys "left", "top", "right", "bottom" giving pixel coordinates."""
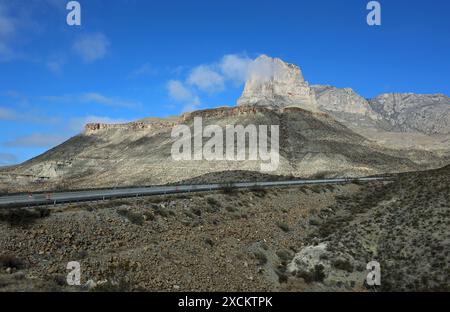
[{"left": 0, "top": 0, "right": 449, "bottom": 165}]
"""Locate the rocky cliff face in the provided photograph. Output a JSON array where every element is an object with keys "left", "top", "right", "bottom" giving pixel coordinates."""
[
  {"left": 312, "top": 85, "right": 379, "bottom": 120},
  {"left": 369, "top": 93, "right": 450, "bottom": 135},
  {"left": 237, "top": 55, "right": 319, "bottom": 111},
  {"left": 84, "top": 120, "right": 177, "bottom": 135},
  {"left": 237, "top": 56, "right": 449, "bottom": 137}
]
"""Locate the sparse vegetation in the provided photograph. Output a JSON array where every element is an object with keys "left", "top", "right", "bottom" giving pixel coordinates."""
[
  {"left": 253, "top": 250, "right": 268, "bottom": 265},
  {"left": 206, "top": 197, "right": 221, "bottom": 208},
  {"left": 332, "top": 258, "right": 354, "bottom": 273},
  {"left": 117, "top": 208, "right": 144, "bottom": 225},
  {"left": 296, "top": 264, "right": 326, "bottom": 283},
  {"left": 0, "top": 254, "right": 25, "bottom": 269},
  {"left": 0, "top": 207, "right": 50, "bottom": 227},
  {"left": 276, "top": 221, "right": 290, "bottom": 232},
  {"left": 1, "top": 165, "right": 448, "bottom": 292}
]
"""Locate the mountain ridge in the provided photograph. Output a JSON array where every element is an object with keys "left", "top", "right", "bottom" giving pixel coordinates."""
[
  {"left": 237, "top": 55, "right": 450, "bottom": 136},
  {"left": 0, "top": 55, "right": 449, "bottom": 192}
]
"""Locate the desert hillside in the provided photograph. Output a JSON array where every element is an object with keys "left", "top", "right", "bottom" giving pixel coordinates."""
[
  {"left": 0, "top": 165, "right": 448, "bottom": 291},
  {"left": 1, "top": 56, "right": 449, "bottom": 193},
  {"left": 1, "top": 105, "right": 447, "bottom": 193}
]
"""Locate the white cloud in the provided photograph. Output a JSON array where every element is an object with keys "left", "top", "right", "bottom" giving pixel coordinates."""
[
  {"left": 0, "top": 13, "right": 15, "bottom": 39},
  {"left": 40, "top": 93, "right": 141, "bottom": 109},
  {"left": 0, "top": 152, "right": 17, "bottom": 165},
  {"left": 0, "top": 106, "right": 16, "bottom": 120},
  {"left": 218, "top": 53, "right": 285, "bottom": 84},
  {"left": 46, "top": 55, "right": 66, "bottom": 74},
  {"left": 0, "top": 42, "right": 13, "bottom": 61},
  {"left": 0, "top": 106, "right": 60, "bottom": 124},
  {"left": 4, "top": 133, "right": 66, "bottom": 148},
  {"left": 46, "top": 60, "right": 63, "bottom": 73},
  {"left": 187, "top": 65, "right": 225, "bottom": 93},
  {"left": 167, "top": 80, "right": 194, "bottom": 101},
  {"left": 219, "top": 54, "right": 252, "bottom": 84},
  {"left": 166, "top": 53, "right": 279, "bottom": 113},
  {"left": 80, "top": 92, "right": 140, "bottom": 108},
  {"left": 247, "top": 54, "right": 284, "bottom": 82},
  {"left": 128, "top": 63, "right": 157, "bottom": 79},
  {"left": 0, "top": 3, "right": 17, "bottom": 62},
  {"left": 73, "top": 33, "right": 110, "bottom": 62},
  {"left": 167, "top": 80, "right": 201, "bottom": 112}
]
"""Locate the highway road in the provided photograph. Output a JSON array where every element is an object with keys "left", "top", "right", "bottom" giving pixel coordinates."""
[{"left": 0, "top": 177, "right": 389, "bottom": 208}]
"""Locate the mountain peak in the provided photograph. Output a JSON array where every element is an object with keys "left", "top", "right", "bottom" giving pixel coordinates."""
[
  {"left": 237, "top": 55, "right": 318, "bottom": 111},
  {"left": 248, "top": 54, "right": 305, "bottom": 83}
]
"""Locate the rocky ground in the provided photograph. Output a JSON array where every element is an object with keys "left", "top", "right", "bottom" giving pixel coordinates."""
[{"left": 0, "top": 166, "right": 449, "bottom": 292}]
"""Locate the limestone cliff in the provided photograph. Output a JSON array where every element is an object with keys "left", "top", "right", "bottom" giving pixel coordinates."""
[
  {"left": 311, "top": 85, "right": 379, "bottom": 120},
  {"left": 237, "top": 55, "right": 318, "bottom": 111},
  {"left": 369, "top": 93, "right": 450, "bottom": 135},
  {"left": 237, "top": 56, "right": 449, "bottom": 136}
]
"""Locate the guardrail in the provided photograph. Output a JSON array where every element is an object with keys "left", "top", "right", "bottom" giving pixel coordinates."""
[{"left": 0, "top": 177, "right": 390, "bottom": 208}]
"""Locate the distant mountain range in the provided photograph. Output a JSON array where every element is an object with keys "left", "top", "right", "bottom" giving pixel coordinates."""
[
  {"left": 1, "top": 55, "right": 449, "bottom": 192},
  {"left": 238, "top": 55, "right": 450, "bottom": 136}
]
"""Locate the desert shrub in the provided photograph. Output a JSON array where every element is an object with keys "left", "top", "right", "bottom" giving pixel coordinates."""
[
  {"left": 332, "top": 258, "right": 354, "bottom": 273},
  {"left": 313, "top": 264, "right": 326, "bottom": 282},
  {"left": 0, "top": 207, "right": 51, "bottom": 228},
  {"left": 299, "top": 187, "right": 309, "bottom": 194},
  {"left": 53, "top": 274, "right": 67, "bottom": 286},
  {"left": 276, "top": 250, "right": 293, "bottom": 262},
  {"left": 143, "top": 211, "right": 155, "bottom": 221},
  {"left": 275, "top": 268, "right": 289, "bottom": 283},
  {"left": 225, "top": 205, "right": 238, "bottom": 213},
  {"left": 204, "top": 237, "right": 214, "bottom": 247},
  {"left": 152, "top": 205, "right": 174, "bottom": 217},
  {"left": 0, "top": 254, "right": 25, "bottom": 269},
  {"left": 310, "top": 186, "right": 322, "bottom": 194},
  {"left": 296, "top": 264, "right": 325, "bottom": 283},
  {"left": 276, "top": 221, "right": 290, "bottom": 232},
  {"left": 206, "top": 197, "right": 221, "bottom": 208},
  {"left": 253, "top": 250, "right": 268, "bottom": 265},
  {"left": 117, "top": 209, "right": 144, "bottom": 225},
  {"left": 91, "top": 279, "right": 133, "bottom": 292},
  {"left": 191, "top": 207, "right": 202, "bottom": 216}
]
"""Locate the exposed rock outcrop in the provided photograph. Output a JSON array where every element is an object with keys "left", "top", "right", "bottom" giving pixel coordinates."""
[
  {"left": 369, "top": 93, "right": 450, "bottom": 135},
  {"left": 237, "top": 55, "right": 318, "bottom": 111},
  {"left": 312, "top": 85, "right": 379, "bottom": 120},
  {"left": 237, "top": 56, "right": 449, "bottom": 137},
  {"left": 84, "top": 120, "right": 177, "bottom": 135}
]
